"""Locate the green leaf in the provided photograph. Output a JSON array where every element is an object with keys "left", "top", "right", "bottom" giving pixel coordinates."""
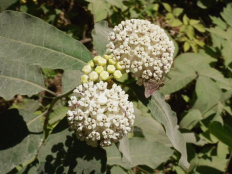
[
  {"left": 193, "top": 24, "right": 205, "bottom": 33},
  {"left": 169, "top": 18, "right": 183, "bottom": 27},
  {"left": 0, "top": 109, "right": 43, "bottom": 173},
  {"left": 183, "top": 41, "right": 190, "bottom": 52},
  {"left": 10, "top": 99, "right": 40, "bottom": 112},
  {"left": 134, "top": 106, "right": 171, "bottom": 145},
  {"left": 86, "top": 0, "right": 111, "bottom": 22},
  {"left": 173, "top": 8, "right": 183, "bottom": 17},
  {"left": 202, "top": 89, "right": 232, "bottom": 118},
  {"left": 0, "top": 60, "right": 46, "bottom": 100},
  {"left": 209, "top": 122, "right": 232, "bottom": 148},
  {"left": 38, "top": 118, "right": 107, "bottom": 173},
  {"left": 198, "top": 67, "right": 232, "bottom": 90},
  {"left": 118, "top": 136, "right": 131, "bottom": 163},
  {"left": 211, "top": 33, "right": 224, "bottom": 48},
  {"left": 62, "top": 70, "right": 82, "bottom": 94},
  {"left": 92, "top": 21, "right": 113, "bottom": 56},
  {"left": 183, "top": 15, "right": 189, "bottom": 25},
  {"left": 182, "top": 133, "right": 207, "bottom": 146},
  {"left": 193, "top": 76, "right": 222, "bottom": 113},
  {"left": 106, "top": 0, "right": 125, "bottom": 9},
  {"left": 106, "top": 137, "right": 173, "bottom": 169},
  {"left": 17, "top": 159, "right": 39, "bottom": 174},
  {"left": 217, "top": 141, "right": 229, "bottom": 159},
  {"left": 174, "top": 53, "right": 210, "bottom": 71},
  {"left": 196, "top": 156, "right": 228, "bottom": 173},
  {"left": 186, "top": 25, "right": 195, "bottom": 39},
  {"left": 221, "top": 3, "right": 232, "bottom": 27},
  {"left": 48, "top": 106, "right": 68, "bottom": 126},
  {"left": 0, "top": 0, "right": 18, "bottom": 11},
  {"left": 0, "top": 11, "right": 92, "bottom": 70},
  {"left": 222, "top": 40, "right": 232, "bottom": 67},
  {"left": 194, "top": 38, "right": 205, "bottom": 47},
  {"left": 190, "top": 43, "right": 199, "bottom": 53},
  {"left": 148, "top": 91, "right": 190, "bottom": 171},
  {"left": 160, "top": 66, "right": 197, "bottom": 94},
  {"left": 189, "top": 19, "right": 200, "bottom": 25},
  {"left": 166, "top": 12, "right": 174, "bottom": 20},
  {"left": 209, "top": 15, "right": 227, "bottom": 30},
  {"left": 208, "top": 26, "right": 228, "bottom": 39},
  {"left": 180, "top": 109, "right": 202, "bottom": 130},
  {"left": 162, "top": 3, "right": 172, "bottom": 12}
]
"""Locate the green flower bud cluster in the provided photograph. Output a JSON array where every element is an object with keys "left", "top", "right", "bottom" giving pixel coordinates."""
[{"left": 81, "top": 55, "right": 123, "bottom": 83}]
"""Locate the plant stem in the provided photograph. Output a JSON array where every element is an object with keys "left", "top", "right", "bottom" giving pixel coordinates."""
[{"left": 43, "top": 89, "right": 73, "bottom": 139}]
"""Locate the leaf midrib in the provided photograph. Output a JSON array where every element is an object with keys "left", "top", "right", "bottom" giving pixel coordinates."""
[
  {"left": 0, "top": 36, "right": 86, "bottom": 64},
  {"left": 0, "top": 75, "right": 46, "bottom": 91}
]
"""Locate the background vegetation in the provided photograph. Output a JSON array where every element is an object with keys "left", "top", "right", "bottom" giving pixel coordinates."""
[{"left": 0, "top": 0, "right": 232, "bottom": 174}]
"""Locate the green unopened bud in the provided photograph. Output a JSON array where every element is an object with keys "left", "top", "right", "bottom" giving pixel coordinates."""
[
  {"left": 98, "top": 57, "right": 107, "bottom": 66},
  {"left": 81, "top": 75, "right": 89, "bottom": 83},
  {"left": 113, "top": 70, "right": 122, "bottom": 79},
  {"left": 89, "top": 71, "right": 99, "bottom": 81},
  {"left": 100, "top": 71, "right": 109, "bottom": 81},
  {"left": 116, "top": 62, "right": 123, "bottom": 70},
  {"left": 108, "top": 58, "right": 116, "bottom": 65},
  {"left": 93, "top": 56, "right": 102, "bottom": 63},
  {"left": 107, "top": 65, "right": 116, "bottom": 73},
  {"left": 103, "top": 55, "right": 112, "bottom": 60},
  {"left": 88, "top": 60, "right": 94, "bottom": 68},
  {"left": 82, "top": 65, "right": 92, "bottom": 74},
  {"left": 95, "top": 66, "right": 104, "bottom": 74}
]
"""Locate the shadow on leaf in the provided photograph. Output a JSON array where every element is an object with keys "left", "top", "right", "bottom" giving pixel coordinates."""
[
  {"left": 0, "top": 109, "right": 29, "bottom": 150},
  {"left": 38, "top": 118, "right": 107, "bottom": 174}
]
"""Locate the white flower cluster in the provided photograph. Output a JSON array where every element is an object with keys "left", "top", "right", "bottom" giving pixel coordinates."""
[
  {"left": 106, "top": 19, "right": 175, "bottom": 85},
  {"left": 67, "top": 81, "right": 135, "bottom": 147}
]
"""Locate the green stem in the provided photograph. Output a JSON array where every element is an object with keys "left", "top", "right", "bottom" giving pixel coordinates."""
[{"left": 43, "top": 89, "right": 73, "bottom": 139}]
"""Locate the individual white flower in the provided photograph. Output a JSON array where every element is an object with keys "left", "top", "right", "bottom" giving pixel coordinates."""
[
  {"left": 67, "top": 81, "right": 135, "bottom": 147},
  {"left": 106, "top": 19, "right": 175, "bottom": 85}
]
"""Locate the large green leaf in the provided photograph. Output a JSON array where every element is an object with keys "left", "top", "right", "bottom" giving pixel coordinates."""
[
  {"left": 209, "top": 122, "right": 232, "bottom": 148},
  {"left": 174, "top": 53, "right": 210, "bottom": 71},
  {"left": 62, "top": 70, "right": 82, "bottom": 94},
  {"left": 198, "top": 67, "right": 232, "bottom": 90},
  {"left": 148, "top": 91, "right": 190, "bottom": 171},
  {"left": 106, "top": 137, "right": 173, "bottom": 169},
  {"left": 193, "top": 76, "right": 222, "bottom": 113},
  {"left": 180, "top": 109, "right": 202, "bottom": 130},
  {"left": 38, "top": 118, "right": 107, "bottom": 174},
  {"left": 0, "top": 109, "right": 43, "bottom": 173},
  {"left": 92, "top": 21, "right": 112, "bottom": 56},
  {"left": 0, "top": 60, "right": 46, "bottom": 100},
  {"left": 160, "top": 66, "right": 197, "bottom": 94},
  {"left": 134, "top": 106, "right": 171, "bottom": 146},
  {"left": 0, "top": 11, "right": 92, "bottom": 70}
]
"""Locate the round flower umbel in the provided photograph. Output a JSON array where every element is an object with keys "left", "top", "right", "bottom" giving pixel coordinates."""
[
  {"left": 106, "top": 19, "right": 175, "bottom": 85},
  {"left": 67, "top": 81, "right": 135, "bottom": 147},
  {"left": 81, "top": 55, "right": 124, "bottom": 84}
]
